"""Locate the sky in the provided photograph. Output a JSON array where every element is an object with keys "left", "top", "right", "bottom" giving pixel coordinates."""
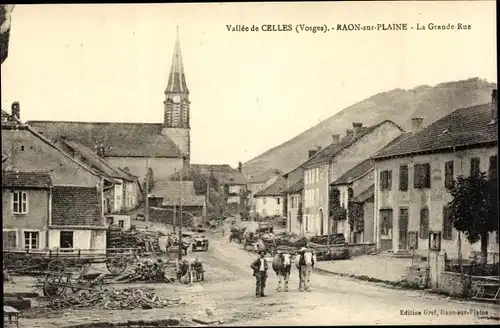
[{"left": 1, "top": 2, "right": 497, "bottom": 167}]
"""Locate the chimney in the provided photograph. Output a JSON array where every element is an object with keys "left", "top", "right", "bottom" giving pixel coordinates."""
[
  {"left": 491, "top": 89, "right": 498, "bottom": 123},
  {"left": 308, "top": 150, "right": 317, "bottom": 158},
  {"left": 11, "top": 102, "right": 20, "bottom": 120},
  {"left": 237, "top": 161, "right": 242, "bottom": 173},
  {"left": 352, "top": 122, "right": 363, "bottom": 136},
  {"left": 317, "top": 146, "right": 322, "bottom": 151},
  {"left": 332, "top": 134, "right": 340, "bottom": 144},
  {"left": 411, "top": 117, "right": 424, "bottom": 133},
  {"left": 346, "top": 129, "right": 354, "bottom": 137}
]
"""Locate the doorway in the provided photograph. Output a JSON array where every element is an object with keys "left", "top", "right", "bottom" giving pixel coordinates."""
[
  {"left": 379, "top": 209, "right": 393, "bottom": 251},
  {"left": 398, "top": 208, "right": 409, "bottom": 251},
  {"left": 319, "top": 209, "right": 324, "bottom": 235}
]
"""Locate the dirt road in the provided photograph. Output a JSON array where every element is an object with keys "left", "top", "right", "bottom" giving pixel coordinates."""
[{"left": 17, "top": 230, "right": 499, "bottom": 327}]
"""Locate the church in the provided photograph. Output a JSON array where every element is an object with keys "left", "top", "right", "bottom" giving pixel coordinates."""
[{"left": 28, "top": 31, "right": 191, "bottom": 183}]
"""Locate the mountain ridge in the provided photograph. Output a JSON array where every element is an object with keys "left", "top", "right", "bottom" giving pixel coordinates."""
[{"left": 242, "top": 77, "right": 497, "bottom": 177}]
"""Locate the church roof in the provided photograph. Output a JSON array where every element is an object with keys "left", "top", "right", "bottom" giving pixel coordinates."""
[
  {"left": 166, "top": 28, "right": 189, "bottom": 94},
  {"left": 26, "top": 121, "right": 183, "bottom": 158}
]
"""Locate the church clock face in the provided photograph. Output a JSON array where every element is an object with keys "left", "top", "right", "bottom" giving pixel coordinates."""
[{"left": 172, "top": 95, "right": 181, "bottom": 103}]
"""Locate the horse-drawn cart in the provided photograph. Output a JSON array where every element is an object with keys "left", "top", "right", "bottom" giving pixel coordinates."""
[{"left": 3, "top": 248, "right": 140, "bottom": 276}]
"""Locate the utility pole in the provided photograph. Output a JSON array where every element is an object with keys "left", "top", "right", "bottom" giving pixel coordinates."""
[
  {"left": 205, "top": 171, "right": 210, "bottom": 226},
  {"left": 145, "top": 159, "right": 150, "bottom": 229},
  {"left": 173, "top": 168, "right": 177, "bottom": 233},
  {"left": 178, "top": 158, "right": 184, "bottom": 261}
]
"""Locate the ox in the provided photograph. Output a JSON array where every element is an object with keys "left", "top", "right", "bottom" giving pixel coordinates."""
[
  {"left": 295, "top": 249, "right": 317, "bottom": 292},
  {"left": 272, "top": 251, "right": 292, "bottom": 292}
]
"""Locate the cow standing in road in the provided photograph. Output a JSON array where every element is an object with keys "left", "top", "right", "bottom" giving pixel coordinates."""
[
  {"left": 295, "top": 248, "right": 316, "bottom": 292},
  {"left": 272, "top": 250, "right": 292, "bottom": 292}
]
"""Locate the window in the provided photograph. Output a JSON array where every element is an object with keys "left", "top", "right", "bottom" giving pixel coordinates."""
[
  {"left": 60, "top": 231, "right": 74, "bottom": 249},
  {"left": 3, "top": 230, "right": 17, "bottom": 248},
  {"left": 315, "top": 189, "right": 319, "bottom": 205},
  {"left": 414, "top": 163, "right": 431, "bottom": 189},
  {"left": 399, "top": 165, "right": 408, "bottom": 191},
  {"left": 12, "top": 191, "right": 28, "bottom": 214},
  {"left": 305, "top": 216, "right": 309, "bottom": 232},
  {"left": 419, "top": 207, "right": 429, "bottom": 239},
  {"left": 262, "top": 197, "right": 267, "bottom": 204},
  {"left": 444, "top": 161, "right": 454, "bottom": 190},
  {"left": 316, "top": 168, "right": 319, "bottom": 183},
  {"left": 470, "top": 157, "right": 480, "bottom": 176},
  {"left": 24, "top": 231, "right": 39, "bottom": 250},
  {"left": 489, "top": 155, "right": 497, "bottom": 180},
  {"left": 118, "top": 220, "right": 124, "bottom": 228},
  {"left": 380, "top": 170, "right": 392, "bottom": 191},
  {"left": 276, "top": 197, "right": 280, "bottom": 205},
  {"left": 312, "top": 170, "right": 315, "bottom": 184},
  {"left": 442, "top": 206, "right": 453, "bottom": 240},
  {"left": 106, "top": 217, "right": 114, "bottom": 225}
]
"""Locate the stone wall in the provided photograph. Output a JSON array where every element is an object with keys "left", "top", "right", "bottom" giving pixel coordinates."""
[
  {"left": 347, "top": 242, "right": 376, "bottom": 257},
  {"left": 406, "top": 266, "right": 429, "bottom": 286}
]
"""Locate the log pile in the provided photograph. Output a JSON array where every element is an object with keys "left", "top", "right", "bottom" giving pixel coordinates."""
[
  {"left": 107, "top": 228, "right": 162, "bottom": 253},
  {"left": 274, "top": 235, "right": 308, "bottom": 248},
  {"left": 46, "top": 287, "right": 181, "bottom": 310},
  {"left": 128, "top": 259, "right": 175, "bottom": 283},
  {"left": 309, "top": 234, "right": 346, "bottom": 246}
]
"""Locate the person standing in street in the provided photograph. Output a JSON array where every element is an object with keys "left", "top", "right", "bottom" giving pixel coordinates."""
[{"left": 250, "top": 250, "right": 268, "bottom": 297}]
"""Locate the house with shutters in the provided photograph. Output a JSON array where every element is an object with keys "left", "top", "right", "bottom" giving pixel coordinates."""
[
  {"left": 246, "top": 168, "right": 282, "bottom": 213},
  {"left": 253, "top": 176, "right": 287, "bottom": 218},
  {"left": 300, "top": 121, "right": 404, "bottom": 237},
  {"left": 282, "top": 177, "right": 304, "bottom": 234},
  {"left": 2, "top": 108, "right": 108, "bottom": 252},
  {"left": 2, "top": 171, "right": 52, "bottom": 250},
  {"left": 371, "top": 89, "right": 498, "bottom": 259}
]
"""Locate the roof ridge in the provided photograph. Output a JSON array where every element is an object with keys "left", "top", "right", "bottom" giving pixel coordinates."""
[{"left": 28, "top": 120, "right": 164, "bottom": 125}]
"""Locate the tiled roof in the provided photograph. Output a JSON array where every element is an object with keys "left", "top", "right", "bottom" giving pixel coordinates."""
[
  {"left": 27, "top": 121, "right": 183, "bottom": 158},
  {"left": 282, "top": 178, "right": 304, "bottom": 194},
  {"left": 59, "top": 138, "right": 135, "bottom": 182},
  {"left": 247, "top": 168, "right": 282, "bottom": 184},
  {"left": 51, "top": 186, "right": 104, "bottom": 226},
  {"left": 373, "top": 103, "right": 497, "bottom": 159},
  {"left": 255, "top": 177, "right": 287, "bottom": 197},
  {"left": 173, "top": 164, "right": 247, "bottom": 185},
  {"left": 149, "top": 180, "right": 204, "bottom": 207},
  {"left": 351, "top": 185, "right": 374, "bottom": 203},
  {"left": 302, "top": 120, "right": 402, "bottom": 167},
  {"left": 330, "top": 159, "right": 375, "bottom": 186},
  {"left": 2, "top": 170, "right": 52, "bottom": 188},
  {"left": 1, "top": 109, "right": 23, "bottom": 126}
]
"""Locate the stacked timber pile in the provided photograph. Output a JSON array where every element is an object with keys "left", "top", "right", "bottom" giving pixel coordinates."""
[
  {"left": 274, "top": 234, "right": 308, "bottom": 248},
  {"left": 127, "top": 259, "right": 175, "bottom": 283},
  {"left": 309, "top": 234, "right": 346, "bottom": 246},
  {"left": 107, "top": 227, "right": 162, "bottom": 253},
  {"left": 46, "top": 287, "right": 181, "bottom": 310},
  {"left": 149, "top": 208, "right": 193, "bottom": 227}
]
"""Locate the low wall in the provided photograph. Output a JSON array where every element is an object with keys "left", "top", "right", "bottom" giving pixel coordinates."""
[
  {"left": 438, "top": 271, "right": 499, "bottom": 297},
  {"left": 347, "top": 243, "right": 376, "bottom": 257},
  {"left": 406, "top": 266, "right": 429, "bottom": 287}
]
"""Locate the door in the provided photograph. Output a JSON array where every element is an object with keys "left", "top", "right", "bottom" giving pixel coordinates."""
[
  {"left": 319, "top": 209, "right": 324, "bottom": 235},
  {"left": 399, "top": 208, "right": 409, "bottom": 250},
  {"left": 379, "top": 209, "right": 393, "bottom": 251}
]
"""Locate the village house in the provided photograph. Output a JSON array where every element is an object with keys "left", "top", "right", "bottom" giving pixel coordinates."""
[
  {"left": 253, "top": 176, "right": 286, "bottom": 218},
  {"left": 148, "top": 180, "right": 206, "bottom": 223},
  {"left": 329, "top": 159, "right": 375, "bottom": 243},
  {"left": 246, "top": 168, "right": 282, "bottom": 213},
  {"left": 171, "top": 163, "right": 248, "bottom": 216},
  {"left": 2, "top": 170, "right": 52, "bottom": 250},
  {"left": 282, "top": 178, "right": 303, "bottom": 234},
  {"left": 27, "top": 32, "right": 192, "bottom": 184},
  {"left": 301, "top": 121, "right": 404, "bottom": 237},
  {"left": 55, "top": 137, "right": 141, "bottom": 213},
  {"left": 2, "top": 107, "right": 108, "bottom": 251},
  {"left": 371, "top": 90, "right": 498, "bottom": 259}
]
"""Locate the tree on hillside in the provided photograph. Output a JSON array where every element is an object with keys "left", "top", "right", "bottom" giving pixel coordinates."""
[{"left": 448, "top": 171, "right": 498, "bottom": 265}]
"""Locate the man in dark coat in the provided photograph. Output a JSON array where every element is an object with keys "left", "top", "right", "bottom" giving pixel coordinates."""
[{"left": 250, "top": 250, "right": 268, "bottom": 297}]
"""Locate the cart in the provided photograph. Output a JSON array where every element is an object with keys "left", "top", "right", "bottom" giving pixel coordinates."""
[
  {"left": 3, "top": 247, "right": 140, "bottom": 276},
  {"left": 42, "top": 270, "right": 107, "bottom": 298}
]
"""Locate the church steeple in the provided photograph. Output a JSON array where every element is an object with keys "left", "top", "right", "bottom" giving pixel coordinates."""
[
  {"left": 165, "top": 27, "right": 189, "bottom": 94},
  {"left": 162, "top": 27, "right": 191, "bottom": 162}
]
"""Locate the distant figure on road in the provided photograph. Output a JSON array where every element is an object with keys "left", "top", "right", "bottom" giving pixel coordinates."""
[{"left": 250, "top": 250, "right": 268, "bottom": 297}]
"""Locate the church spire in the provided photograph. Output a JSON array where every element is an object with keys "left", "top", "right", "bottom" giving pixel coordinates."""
[{"left": 165, "top": 27, "right": 189, "bottom": 94}]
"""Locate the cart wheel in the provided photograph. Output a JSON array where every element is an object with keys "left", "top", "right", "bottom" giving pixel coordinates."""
[
  {"left": 43, "top": 274, "right": 66, "bottom": 298},
  {"left": 27, "top": 257, "right": 44, "bottom": 275},
  {"left": 106, "top": 256, "right": 127, "bottom": 275},
  {"left": 3, "top": 253, "right": 16, "bottom": 269},
  {"left": 48, "top": 259, "right": 66, "bottom": 274}
]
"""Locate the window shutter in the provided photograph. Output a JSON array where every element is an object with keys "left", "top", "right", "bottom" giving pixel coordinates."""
[
  {"left": 424, "top": 163, "right": 431, "bottom": 188},
  {"left": 388, "top": 170, "right": 392, "bottom": 191},
  {"left": 419, "top": 207, "right": 429, "bottom": 239},
  {"left": 380, "top": 171, "right": 385, "bottom": 191},
  {"left": 399, "top": 165, "right": 408, "bottom": 191},
  {"left": 470, "top": 158, "right": 480, "bottom": 176},
  {"left": 489, "top": 155, "right": 497, "bottom": 179},
  {"left": 445, "top": 161, "right": 454, "bottom": 189}
]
